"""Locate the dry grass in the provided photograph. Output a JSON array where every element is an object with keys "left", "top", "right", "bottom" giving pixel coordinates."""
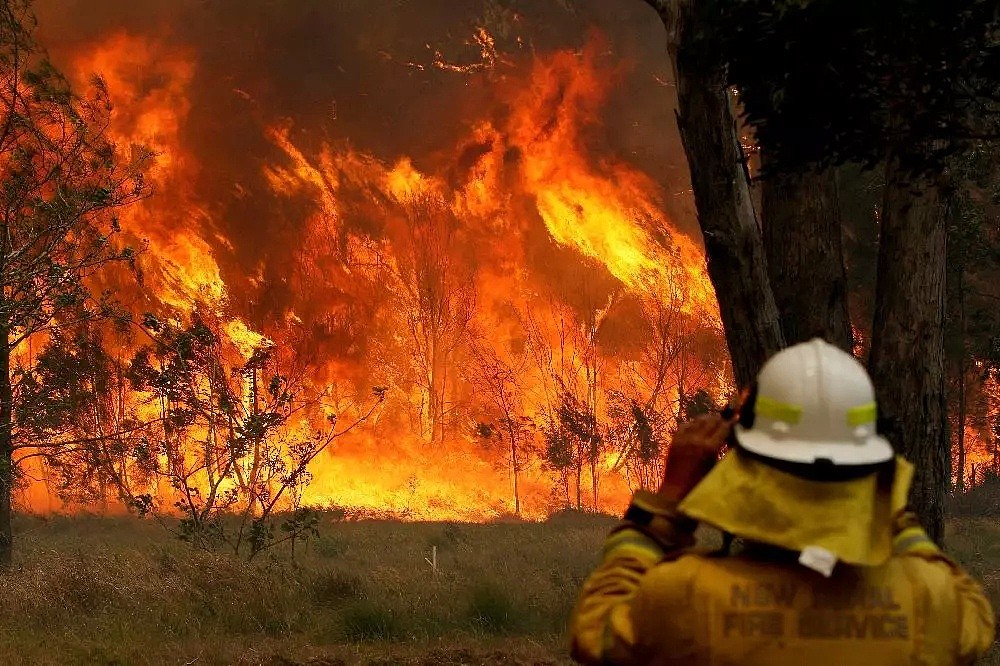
[
  {"left": 0, "top": 512, "right": 614, "bottom": 665},
  {"left": 946, "top": 517, "right": 1000, "bottom": 665},
  {"left": 0, "top": 511, "right": 994, "bottom": 665},
  {"left": 949, "top": 475, "right": 1000, "bottom": 518}
]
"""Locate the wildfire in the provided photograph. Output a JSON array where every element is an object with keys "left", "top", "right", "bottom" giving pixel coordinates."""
[
  {"left": 68, "top": 32, "right": 229, "bottom": 314},
  {"left": 22, "top": 13, "right": 727, "bottom": 520},
  {"left": 957, "top": 371, "right": 1000, "bottom": 487}
]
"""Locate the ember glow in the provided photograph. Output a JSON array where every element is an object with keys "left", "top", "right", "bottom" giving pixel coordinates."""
[{"left": 21, "top": 1, "right": 729, "bottom": 519}]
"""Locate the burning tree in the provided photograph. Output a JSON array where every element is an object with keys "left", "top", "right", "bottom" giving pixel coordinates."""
[
  {"left": 387, "top": 196, "right": 475, "bottom": 445},
  {"left": 945, "top": 143, "right": 1000, "bottom": 490},
  {"left": 14, "top": 325, "right": 154, "bottom": 508},
  {"left": 605, "top": 396, "right": 662, "bottom": 492},
  {"left": 543, "top": 380, "right": 604, "bottom": 511},
  {"left": 609, "top": 288, "right": 727, "bottom": 491},
  {"left": 125, "top": 314, "right": 384, "bottom": 559},
  {"left": 467, "top": 334, "right": 535, "bottom": 516},
  {"left": 522, "top": 278, "right": 617, "bottom": 511},
  {"left": 0, "top": 0, "right": 150, "bottom": 564}
]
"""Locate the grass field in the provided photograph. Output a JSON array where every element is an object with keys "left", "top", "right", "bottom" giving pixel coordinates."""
[{"left": 0, "top": 511, "right": 996, "bottom": 665}]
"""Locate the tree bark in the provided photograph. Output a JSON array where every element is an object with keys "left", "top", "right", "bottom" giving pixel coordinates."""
[
  {"left": 956, "top": 357, "right": 966, "bottom": 492},
  {"left": 645, "top": 0, "right": 784, "bottom": 387},
  {"left": 762, "top": 169, "right": 853, "bottom": 351},
  {"left": 956, "top": 265, "right": 967, "bottom": 493},
  {"left": 575, "top": 458, "right": 582, "bottom": 510},
  {"left": 867, "top": 157, "right": 950, "bottom": 543},
  {"left": 0, "top": 331, "right": 12, "bottom": 567}
]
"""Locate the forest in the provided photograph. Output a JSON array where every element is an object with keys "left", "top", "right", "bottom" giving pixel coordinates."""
[{"left": 0, "top": 0, "right": 998, "bottom": 663}]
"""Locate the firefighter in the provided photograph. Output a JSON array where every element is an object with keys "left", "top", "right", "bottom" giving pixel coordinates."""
[{"left": 570, "top": 338, "right": 995, "bottom": 665}]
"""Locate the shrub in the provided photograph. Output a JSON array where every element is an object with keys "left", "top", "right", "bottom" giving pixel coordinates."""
[{"left": 427, "top": 522, "right": 464, "bottom": 550}]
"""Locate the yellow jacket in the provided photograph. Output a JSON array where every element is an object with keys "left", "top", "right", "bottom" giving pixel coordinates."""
[{"left": 570, "top": 493, "right": 995, "bottom": 665}]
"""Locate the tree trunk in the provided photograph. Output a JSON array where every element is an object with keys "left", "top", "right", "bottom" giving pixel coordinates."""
[
  {"left": 956, "top": 359, "right": 966, "bottom": 492},
  {"left": 956, "top": 266, "right": 967, "bottom": 493},
  {"left": 993, "top": 435, "right": 1000, "bottom": 476},
  {"left": 591, "top": 456, "right": 599, "bottom": 511},
  {"left": 512, "top": 467, "right": 520, "bottom": 516},
  {"left": 762, "top": 169, "right": 853, "bottom": 351},
  {"left": 867, "top": 157, "right": 950, "bottom": 543},
  {"left": 576, "top": 462, "right": 583, "bottom": 511},
  {"left": 0, "top": 331, "right": 12, "bottom": 567},
  {"left": 677, "top": 358, "right": 686, "bottom": 421},
  {"left": 508, "top": 425, "right": 521, "bottom": 517},
  {"left": 645, "top": 0, "right": 784, "bottom": 387}
]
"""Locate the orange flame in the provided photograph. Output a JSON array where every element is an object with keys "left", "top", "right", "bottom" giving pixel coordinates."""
[{"left": 19, "top": 27, "right": 728, "bottom": 519}]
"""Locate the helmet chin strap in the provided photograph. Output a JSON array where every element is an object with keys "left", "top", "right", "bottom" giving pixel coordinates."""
[{"left": 716, "top": 530, "right": 737, "bottom": 557}]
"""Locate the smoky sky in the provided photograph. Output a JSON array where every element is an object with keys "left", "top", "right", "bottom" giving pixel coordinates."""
[
  {"left": 35, "top": 2, "right": 685, "bottom": 173},
  {"left": 32, "top": 0, "right": 695, "bottom": 334}
]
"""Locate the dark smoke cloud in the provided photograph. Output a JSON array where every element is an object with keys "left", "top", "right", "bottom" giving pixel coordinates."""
[{"left": 35, "top": 1, "right": 683, "bottom": 163}]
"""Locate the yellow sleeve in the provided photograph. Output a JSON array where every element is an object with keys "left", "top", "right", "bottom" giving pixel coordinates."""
[
  {"left": 569, "top": 491, "right": 697, "bottom": 665},
  {"left": 893, "top": 514, "right": 997, "bottom": 663}
]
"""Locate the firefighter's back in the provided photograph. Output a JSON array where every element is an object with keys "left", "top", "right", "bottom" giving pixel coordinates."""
[{"left": 635, "top": 550, "right": 989, "bottom": 665}]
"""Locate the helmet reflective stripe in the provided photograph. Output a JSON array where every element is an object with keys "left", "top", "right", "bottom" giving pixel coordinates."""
[
  {"left": 755, "top": 396, "right": 803, "bottom": 424},
  {"left": 755, "top": 398, "right": 878, "bottom": 428},
  {"left": 846, "top": 402, "right": 877, "bottom": 427}
]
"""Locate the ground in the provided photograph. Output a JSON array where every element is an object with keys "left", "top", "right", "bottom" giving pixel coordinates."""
[{"left": 0, "top": 511, "right": 996, "bottom": 665}]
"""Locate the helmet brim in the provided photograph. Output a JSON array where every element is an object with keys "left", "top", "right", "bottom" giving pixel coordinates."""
[{"left": 734, "top": 425, "right": 895, "bottom": 466}]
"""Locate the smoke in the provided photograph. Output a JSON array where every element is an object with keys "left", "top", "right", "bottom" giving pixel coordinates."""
[{"left": 33, "top": 1, "right": 691, "bottom": 225}]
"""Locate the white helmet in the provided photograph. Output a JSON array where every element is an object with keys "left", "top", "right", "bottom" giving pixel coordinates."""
[{"left": 734, "top": 338, "right": 894, "bottom": 466}]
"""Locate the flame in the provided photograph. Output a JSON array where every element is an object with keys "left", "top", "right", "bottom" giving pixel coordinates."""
[
  {"left": 18, "top": 24, "right": 731, "bottom": 519},
  {"left": 955, "top": 372, "right": 1000, "bottom": 487},
  {"left": 224, "top": 320, "right": 273, "bottom": 360},
  {"left": 508, "top": 47, "right": 715, "bottom": 309},
  {"left": 432, "top": 27, "right": 503, "bottom": 73},
  {"left": 387, "top": 159, "right": 437, "bottom": 203},
  {"left": 68, "top": 32, "right": 229, "bottom": 313}
]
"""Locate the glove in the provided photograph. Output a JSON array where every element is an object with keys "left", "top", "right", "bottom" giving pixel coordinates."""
[{"left": 657, "top": 413, "right": 735, "bottom": 503}]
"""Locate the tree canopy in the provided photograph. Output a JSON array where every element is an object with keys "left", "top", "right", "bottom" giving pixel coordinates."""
[{"left": 706, "top": 0, "right": 1000, "bottom": 174}]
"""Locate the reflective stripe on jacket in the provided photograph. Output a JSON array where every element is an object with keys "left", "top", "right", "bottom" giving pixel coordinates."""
[{"left": 571, "top": 513, "right": 995, "bottom": 665}]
